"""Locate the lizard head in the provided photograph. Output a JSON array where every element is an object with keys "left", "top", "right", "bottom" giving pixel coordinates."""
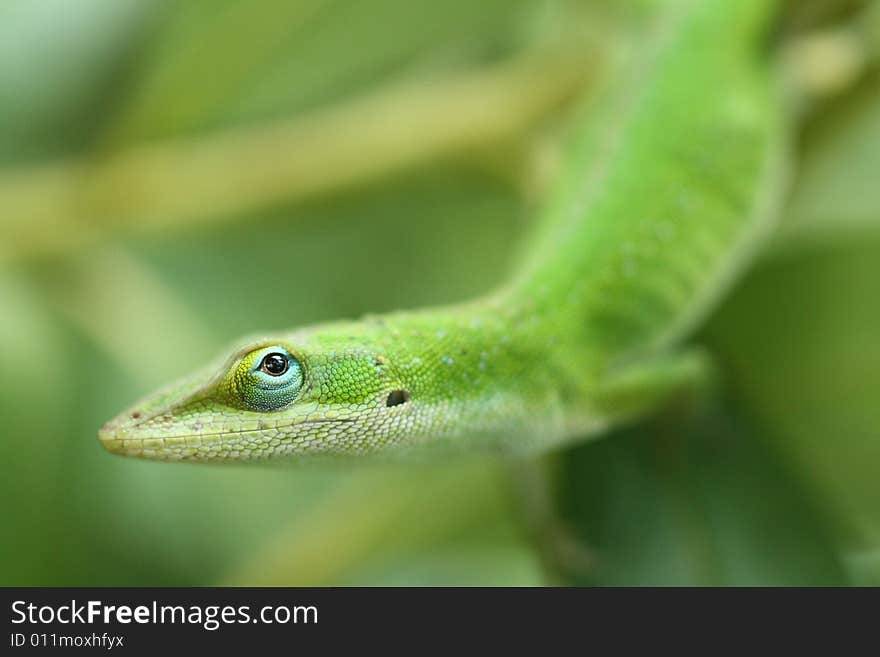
[
  {"left": 98, "top": 307, "right": 554, "bottom": 463},
  {"left": 97, "top": 328, "right": 416, "bottom": 462}
]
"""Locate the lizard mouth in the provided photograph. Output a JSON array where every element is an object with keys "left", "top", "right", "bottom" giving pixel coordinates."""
[{"left": 98, "top": 410, "right": 359, "bottom": 461}]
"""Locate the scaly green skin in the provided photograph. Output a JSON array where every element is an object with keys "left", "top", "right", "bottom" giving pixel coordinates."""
[{"left": 99, "top": 0, "right": 787, "bottom": 463}]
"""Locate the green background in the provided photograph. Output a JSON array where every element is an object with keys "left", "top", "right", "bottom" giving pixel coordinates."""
[{"left": 0, "top": 0, "right": 878, "bottom": 585}]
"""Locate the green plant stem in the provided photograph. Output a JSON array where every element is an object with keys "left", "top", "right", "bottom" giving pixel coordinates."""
[{"left": 0, "top": 48, "right": 595, "bottom": 265}]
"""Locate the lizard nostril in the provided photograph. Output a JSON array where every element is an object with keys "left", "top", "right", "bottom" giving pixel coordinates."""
[{"left": 130, "top": 412, "right": 141, "bottom": 419}]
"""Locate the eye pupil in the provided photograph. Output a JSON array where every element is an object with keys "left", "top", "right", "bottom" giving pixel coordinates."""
[{"left": 261, "top": 353, "right": 289, "bottom": 376}]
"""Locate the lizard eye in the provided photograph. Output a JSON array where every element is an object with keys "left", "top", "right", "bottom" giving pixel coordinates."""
[
  {"left": 222, "top": 345, "right": 303, "bottom": 411},
  {"left": 260, "top": 352, "right": 289, "bottom": 376}
]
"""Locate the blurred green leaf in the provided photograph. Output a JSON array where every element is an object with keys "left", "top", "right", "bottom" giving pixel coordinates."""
[
  {"left": 107, "top": 0, "right": 535, "bottom": 142},
  {"left": 0, "top": 275, "right": 74, "bottom": 582},
  {"left": 705, "top": 241, "right": 880, "bottom": 581},
  {"left": 348, "top": 544, "right": 543, "bottom": 586},
  {"left": 776, "top": 74, "right": 880, "bottom": 252},
  {"left": 0, "top": 0, "right": 154, "bottom": 163},
  {"left": 554, "top": 408, "right": 846, "bottom": 586}
]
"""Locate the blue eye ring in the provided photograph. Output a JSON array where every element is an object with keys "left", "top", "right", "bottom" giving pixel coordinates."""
[{"left": 238, "top": 346, "right": 304, "bottom": 410}]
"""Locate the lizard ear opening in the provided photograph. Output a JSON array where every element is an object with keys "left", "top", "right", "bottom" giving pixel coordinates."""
[{"left": 386, "top": 390, "right": 410, "bottom": 407}]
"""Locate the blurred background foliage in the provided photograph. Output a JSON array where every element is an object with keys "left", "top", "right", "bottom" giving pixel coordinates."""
[{"left": 0, "top": 0, "right": 877, "bottom": 586}]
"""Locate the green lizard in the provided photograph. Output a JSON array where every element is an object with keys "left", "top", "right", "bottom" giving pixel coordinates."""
[{"left": 99, "top": 0, "right": 788, "bottom": 463}]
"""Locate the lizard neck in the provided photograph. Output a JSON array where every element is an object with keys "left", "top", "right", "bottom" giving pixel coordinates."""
[{"left": 505, "top": 0, "right": 786, "bottom": 366}]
